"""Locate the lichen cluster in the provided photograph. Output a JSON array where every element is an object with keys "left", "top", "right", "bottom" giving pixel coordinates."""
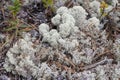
[{"left": 3, "top": 0, "right": 120, "bottom": 80}]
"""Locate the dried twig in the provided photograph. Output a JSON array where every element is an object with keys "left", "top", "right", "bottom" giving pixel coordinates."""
[
  {"left": 56, "top": 50, "right": 76, "bottom": 68},
  {"left": 0, "top": 34, "right": 18, "bottom": 56},
  {"left": 1, "top": 7, "right": 5, "bottom": 20},
  {"left": 93, "top": 50, "right": 111, "bottom": 61},
  {"left": 81, "top": 57, "right": 113, "bottom": 70}
]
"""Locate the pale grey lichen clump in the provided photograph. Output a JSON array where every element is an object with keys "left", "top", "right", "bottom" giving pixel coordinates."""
[
  {"left": 69, "top": 6, "right": 88, "bottom": 27},
  {"left": 40, "top": 5, "right": 108, "bottom": 66},
  {"left": 113, "top": 38, "right": 120, "bottom": 61},
  {"left": 39, "top": 24, "right": 61, "bottom": 48},
  {"left": 3, "top": 1, "right": 120, "bottom": 79},
  {"left": 4, "top": 33, "right": 38, "bottom": 77},
  {"left": 89, "top": 0, "right": 101, "bottom": 17},
  {"left": 3, "top": 33, "right": 57, "bottom": 79}
]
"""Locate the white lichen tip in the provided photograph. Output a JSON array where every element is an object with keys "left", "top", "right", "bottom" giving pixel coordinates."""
[
  {"left": 49, "top": 29, "right": 58, "bottom": 36},
  {"left": 112, "top": 0, "right": 118, "bottom": 7},
  {"left": 90, "top": 0, "right": 100, "bottom": 13},
  {"left": 69, "top": 6, "right": 88, "bottom": 26},
  {"left": 51, "top": 14, "right": 61, "bottom": 26},
  {"left": 22, "top": 32, "right": 31, "bottom": 41},
  {"left": 42, "top": 32, "right": 50, "bottom": 42},
  {"left": 50, "top": 29, "right": 60, "bottom": 40},
  {"left": 69, "top": 6, "right": 88, "bottom": 17},
  {"left": 88, "top": 17, "right": 100, "bottom": 29},
  {"left": 58, "top": 39, "right": 79, "bottom": 51},
  {"left": 61, "top": 13, "right": 75, "bottom": 24},
  {"left": 49, "top": 29, "right": 61, "bottom": 48},
  {"left": 59, "top": 23, "right": 71, "bottom": 38},
  {"left": 58, "top": 38, "right": 66, "bottom": 44},
  {"left": 57, "top": 6, "right": 69, "bottom": 15},
  {"left": 38, "top": 23, "right": 50, "bottom": 34}
]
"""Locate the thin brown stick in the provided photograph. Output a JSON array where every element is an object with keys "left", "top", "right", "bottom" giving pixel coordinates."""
[{"left": 81, "top": 58, "right": 113, "bottom": 70}]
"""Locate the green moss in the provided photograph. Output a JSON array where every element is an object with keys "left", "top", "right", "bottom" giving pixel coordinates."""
[
  {"left": 9, "top": 0, "right": 21, "bottom": 18},
  {"left": 42, "top": 0, "right": 55, "bottom": 12},
  {"left": 42, "top": 0, "right": 54, "bottom": 8}
]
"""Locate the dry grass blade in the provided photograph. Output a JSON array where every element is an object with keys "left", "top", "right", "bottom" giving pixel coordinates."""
[
  {"left": 1, "top": 8, "right": 5, "bottom": 20},
  {"left": 64, "top": 0, "right": 75, "bottom": 8},
  {"left": 55, "top": 50, "right": 76, "bottom": 68},
  {"left": 80, "top": 58, "right": 113, "bottom": 70},
  {"left": 0, "top": 33, "right": 18, "bottom": 62},
  {"left": 104, "top": 17, "right": 120, "bottom": 41}
]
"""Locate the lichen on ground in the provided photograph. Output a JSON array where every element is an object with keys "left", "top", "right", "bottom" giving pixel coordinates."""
[{"left": 0, "top": 0, "right": 120, "bottom": 80}]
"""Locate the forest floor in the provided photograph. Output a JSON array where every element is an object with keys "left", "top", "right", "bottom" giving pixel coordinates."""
[{"left": 0, "top": 0, "right": 120, "bottom": 80}]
